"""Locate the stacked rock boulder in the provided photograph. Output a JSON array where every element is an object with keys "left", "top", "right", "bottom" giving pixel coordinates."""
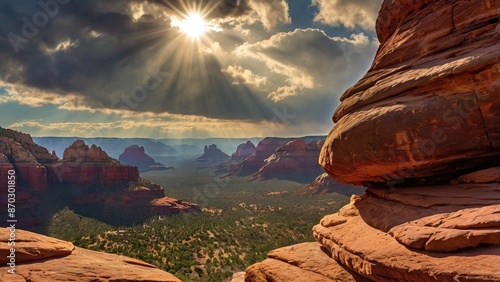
[{"left": 245, "top": 0, "right": 500, "bottom": 281}]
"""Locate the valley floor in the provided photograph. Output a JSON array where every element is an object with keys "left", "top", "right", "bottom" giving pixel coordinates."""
[{"left": 48, "top": 159, "right": 350, "bottom": 281}]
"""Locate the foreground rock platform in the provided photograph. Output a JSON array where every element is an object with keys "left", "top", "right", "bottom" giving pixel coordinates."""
[
  {"left": 246, "top": 183, "right": 500, "bottom": 282},
  {"left": 0, "top": 229, "right": 181, "bottom": 282}
]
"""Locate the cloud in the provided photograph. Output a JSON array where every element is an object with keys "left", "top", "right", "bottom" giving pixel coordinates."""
[
  {"left": 312, "top": 0, "right": 384, "bottom": 30},
  {"left": 0, "top": 0, "right": 279, "bottom": 122},
  {"left": 0, "top": 1, "right": 378, "bottom": 138},
  {"left": 222, "top": 65, "right": 270, "bottom": 90},
  {"left": 234, "top": 28, "right": 377, "bottom": 102}
]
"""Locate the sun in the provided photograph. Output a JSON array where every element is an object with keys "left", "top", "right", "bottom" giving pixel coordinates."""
[{"left": 172, "top": 12, "right": 208, "bottom": 39}]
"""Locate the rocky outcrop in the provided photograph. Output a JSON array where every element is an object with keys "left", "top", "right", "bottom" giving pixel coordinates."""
[
  {"left": 246, "top": 242, "right": 367, "bottom": 282},
  {"left": 0, "top": 136, "right": 48, "bottom": 191},
  {"left": 311, "top": 184, "right": 500, "bottom": 281},
  {"left": 0, "top": 130, "right": 198, "bottom": 228},
  {"left": 246, "top": 0, "right": 500, "bottom": 281},
  {"left": 63, "top": 139, "right": 111, "bottom": 162},
  {"left": 119, "top": 145, "right": 170, "bottom": 172},
  {"left": 198, "top": 144, "right": 230, "bottom": 161},
  {"left": 0, "top": 228, "right": 181, "bottom": 282},
  {"left": 48, "top": 140, "right": 140, "bottom": 187},
  {"left": 231, "top": 141, "right": 257, "bottom": 161},
  {"left": 319, "top": 0, "right": 500, "bottom": 187},
  {"left": 234, "top": 137, "right": 295, "bottom": 176},
  {"left": 253, "top": 140, "right": 325, "bottom": 183},
  {"left": 300, "top": 173, "right": 363, "bottom": 196}
]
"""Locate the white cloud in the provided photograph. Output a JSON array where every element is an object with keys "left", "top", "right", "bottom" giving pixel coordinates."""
[
  {"left": 232, "top": 28, "right": 378, "bottom": 101},
  {"left": 312, "top": 0, "right": 383, "bottom": 30},
  {"left": 222, "top": 65, "right": 270, "bottom": 90}
]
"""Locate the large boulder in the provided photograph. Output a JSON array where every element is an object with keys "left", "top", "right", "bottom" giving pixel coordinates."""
[
  {"left": 300, "top": 173, "right": 363, "bottom": 196},
  {"left": 245, "top": 0, "right": 500, "bottom": 281},
  {"left": 319, "top": 0, "right": 500, "bottom": 187},
  {"left": 0, "top": 228, "right": 181, "bottom": 282}
]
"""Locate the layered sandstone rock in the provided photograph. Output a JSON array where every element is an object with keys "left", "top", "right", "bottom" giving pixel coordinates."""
[
  {"left": 49, "top": 140, "right": 140, "bottom": 186},
  {"left": 119, "top": 145, "right": 169, "bottom": 172},
  {"left": 246, "top": 0, "right": 500, "bottom": 281},
  {"left": 253, "top": 139, "right": 325, "bottom": 183},
  {"left": 198, "top": 144, "right": 230, "bottom": 162},
  {"left": 0, "top": 228, "right": 181, "bottom": 282},
  {"left": 231, "top": 141, "right": 257, "bottom": 161},
  {"left": 234, "top": 137, "right": 295, "bottom": 176},
  {"left": 313, "top": 184, "right": 500, "bottom": 281},
  {"left": 300, "top": 173, "right": 363, "bottom": 196},
  {"left": 0, "top": 137, "right": 48, "bottom": 191},
  {"left": 0, "top": 132, "right": 198, "bottom": 227},
  {"left": 319, "top": 0, "right": 500, "bottom": 187}
]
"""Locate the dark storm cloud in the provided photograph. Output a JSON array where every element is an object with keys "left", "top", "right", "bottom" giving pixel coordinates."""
[{"left": 0, "top": 0, "right": 275, "bottom": 121}]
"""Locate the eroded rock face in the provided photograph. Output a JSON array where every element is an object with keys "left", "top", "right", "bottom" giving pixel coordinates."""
[
  {"left": 0, "top": 228, "right": 181, "bottom": 282},
  {"left": 319, "top": 0, "right": 500, "bottom": 187},
  {"left": 245, "top": 242, "right": 368, "bottom": 282},
  {"left": 63, "top": 139, "right": 111, "bottom": 162},
  {"left": 235, "top": 137, "right": 295, "bottom": 176},
  {"left": 0, "top": 131, "right": 198, "bottom": 227},
  {"left": 300, "top": 173, "right": 363, "bottom": 196},
  {"left": 231, "top": 141, "right": 257, "bottom": 161},
  {"left": 253, "top": 140, "right": 325, "bottom": 183},
  {"left": 198, "top": 144, "right": 230, "bottom": 161},
  {"left": 119, "top": 145, "right": 156, "bottom": 170},
  {"left": 0, "top": 137, "right": 48, "bottom": 191},
  {"left": 49, "top": 140, "right": 140, "bottom": 186},
  {"left": 245, "top": 0, "right": 500, "bottom": 281},
  {"left": 313, "top": 184, "right": 500, "bottom": 281}
]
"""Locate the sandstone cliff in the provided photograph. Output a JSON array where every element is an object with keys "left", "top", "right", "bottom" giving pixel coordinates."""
[
  {"left": 0, "top": 131, "right": 198, "bottom": 228},
  {"left": 245, "top": 0, "right": 500, "bottom": 281},
  {"left": 233, "top": 137, "right": 295, "bottom": 176},
  {"left": 119, "top": 145, "right": 170, "bottom": 172},
  {"left": 231, "top": 141, "right": 257, "bottom": 161},
  {"left": 198, "top": 144, "right": 230, "bottom": 162},
  {"left": 253, "top": 139, "right": 325, "bottom": 183},
  {"left": 300, "top": 173, "right": 362, "bottom": 196},
  {"left": 0, "top": 228, "right": 181, "bottom": 282}
]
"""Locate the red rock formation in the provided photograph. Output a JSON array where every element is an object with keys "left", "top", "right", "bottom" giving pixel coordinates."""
[
  {"left": 198, "top": 144, "right": 230, "bottom": 161},
  {"left": 231, "top": 141, "right": 257, "bottom": 161},
  {"left": 119, "top": 145, "right": 168, "bottom": 172},
  {"left": 0, "top": 127, "right": 57, "bottom": 163},
  {"left": 253, "top": 139, "right": 325, "bottom": 182},
  {"left": 245, "top": 0, "right": 500, "bottom": 281},
  {"left": 48, "top": 140, "right": 140, "bottom": 186},
  {"left": 319, "top": 0, "right": 500, "bottom": 187},
  {"left": 0, "top": 153, "right": 14, "bottom": 192},
  {"left": 0, "top": 228, "right": 181, "bottom": 282},
  {"left": 0, "top": 133, "right": 198, "bottom": 227},
  {"left": 63, "top": 139, "right": 111, "bottom": 162},
  {"left": 0, "top": 137, "right": 48, "bottom": 191},
  {"left": 234, "top": 137, "right": 295, "bottom": 176},
  {"left": 300, "top": 173, "right": 363, "bottom": 196}
]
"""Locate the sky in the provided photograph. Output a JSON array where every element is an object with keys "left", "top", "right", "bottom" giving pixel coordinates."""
[{"left": 0, "top": 0, "right": 383, "bottom": 138}]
